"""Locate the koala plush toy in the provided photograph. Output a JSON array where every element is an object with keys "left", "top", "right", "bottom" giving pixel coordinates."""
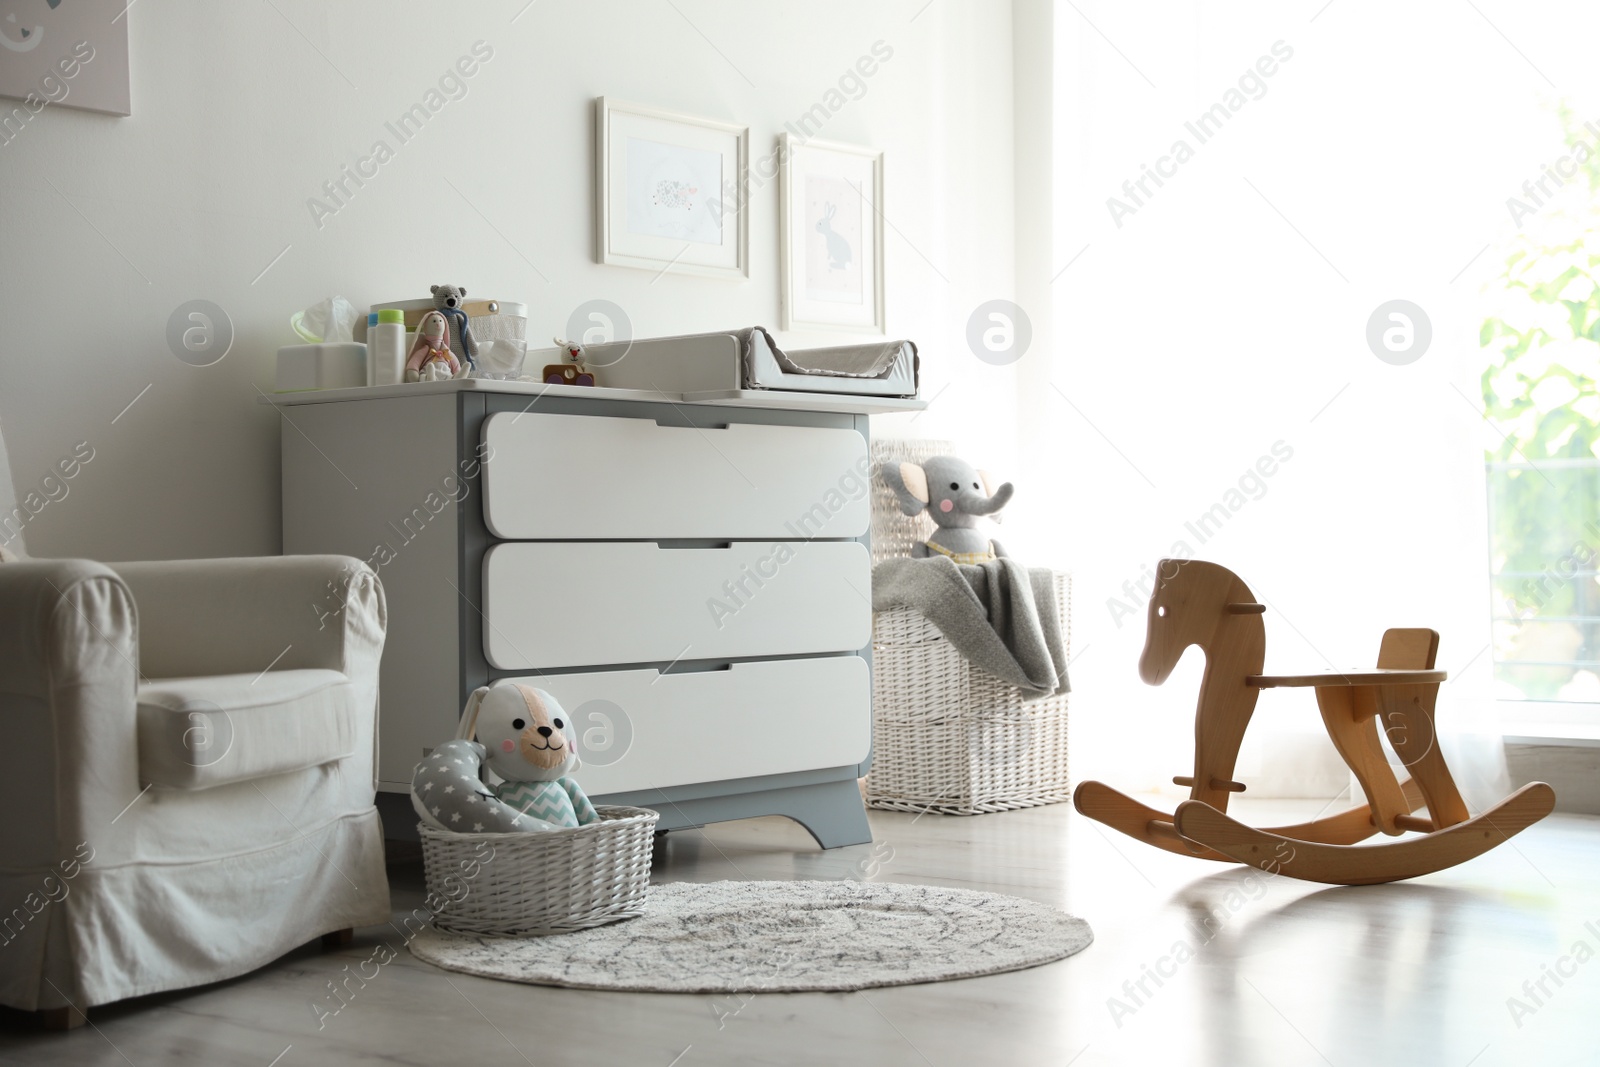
[
  {"left": 879, "top": 455, "right": 1014, "bottom": 563},
  {"left": 429, "top": 283, "right": 479, "bottom": 370},
  {"left": 466, "top": 681, "right": 600, "bottom": 829}
]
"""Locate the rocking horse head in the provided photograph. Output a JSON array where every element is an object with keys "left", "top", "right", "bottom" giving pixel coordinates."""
[{"left": 1138, "top": 559, "right": 1266, "bottom": 685}]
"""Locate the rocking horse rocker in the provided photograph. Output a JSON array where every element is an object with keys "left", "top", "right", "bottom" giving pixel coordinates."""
[{"left": 1074, "top": 560, "right": 1556, "bottom": 885}]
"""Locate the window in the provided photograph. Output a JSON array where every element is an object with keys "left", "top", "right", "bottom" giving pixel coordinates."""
[{"left": 1481, "top": 106, "right": 1600, "bottom": 710}]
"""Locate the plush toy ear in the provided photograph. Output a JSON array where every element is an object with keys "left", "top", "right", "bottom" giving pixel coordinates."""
[
  {"left": 430, "top": 284, "right": 442, "bottom": 296},
  {"left": 563, "top": 723, "right": 582, "bottom": 773},
  {"left": 458, "top": 686, "right": 491, "bottom": 741},
  {"left": 458, "top": 287, "right": 467, "bottom": 296},
  {"left": 880, "top": 461, "right": 930, "bottom": 517},
  {"left": 900, "top": 462, "right": 930, "bottom": 504}
]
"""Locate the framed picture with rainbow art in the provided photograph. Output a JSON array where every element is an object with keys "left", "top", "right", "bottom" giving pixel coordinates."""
[{"left": 778, "top": 135, "right": 884, "bottom": 333}]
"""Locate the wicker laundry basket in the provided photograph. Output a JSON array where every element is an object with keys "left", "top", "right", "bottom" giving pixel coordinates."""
[
  {"left": 419, "top": 805, "right": 658, "bottom": 936},
  {"left": 866, "top": 440, "right": 1071, "bottom": 815}
]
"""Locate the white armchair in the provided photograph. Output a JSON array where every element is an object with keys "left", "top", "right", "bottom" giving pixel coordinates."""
[{"left": 0, "top": 436, "right": 389, "bottom": 1028}]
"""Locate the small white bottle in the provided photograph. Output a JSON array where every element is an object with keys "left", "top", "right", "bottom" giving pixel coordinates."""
[{"left": 368, "top": 308, "right": 407, "bottom": 386}]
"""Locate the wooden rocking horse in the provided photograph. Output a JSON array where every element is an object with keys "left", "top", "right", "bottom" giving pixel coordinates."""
[{"left": 1074, "top": 560, "right": 1556, "bottom": 885}]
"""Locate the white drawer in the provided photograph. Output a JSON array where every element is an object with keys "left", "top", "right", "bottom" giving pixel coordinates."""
[
  {"left": 480, "top": 412, "right": 869, "bottom": 539},
  {"left": 509, "top": 657, "right": 871, "bottom": 795},
  {"left": 482, "top": 541, "right": 870, "bottom": 669}
]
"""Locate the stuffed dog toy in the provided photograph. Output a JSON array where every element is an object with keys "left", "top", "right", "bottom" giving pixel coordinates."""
[
  {"left": 468, "top": 681, "right": 600, "bottom": 829},
  {"left": 409, "top": 682, "right": 600, "bottom": 832}
]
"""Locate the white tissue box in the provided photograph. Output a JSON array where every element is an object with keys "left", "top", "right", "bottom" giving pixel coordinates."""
[{"left": 275, "top": 343, "right": 367, "bottom": 392}]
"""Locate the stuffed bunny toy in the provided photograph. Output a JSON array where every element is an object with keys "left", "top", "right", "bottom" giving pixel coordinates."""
[
  {"left": 462, "top": 681, "right": 600, "bottom": 829},
  {"left": 879, "top": 455, "right": 1014, "bottom": 563},
  {"left": 405, "top": 310, "right": 465, "bottom": 383}
]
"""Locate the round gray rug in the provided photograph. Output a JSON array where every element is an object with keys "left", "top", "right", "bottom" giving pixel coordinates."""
[{"left": 408, "top": 880, "right": 1092, "bottom": 993}]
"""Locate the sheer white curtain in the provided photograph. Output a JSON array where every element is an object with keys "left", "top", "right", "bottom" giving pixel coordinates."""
[{"left": 1006, "top": 0, "right": 1600, "bottom": 807}]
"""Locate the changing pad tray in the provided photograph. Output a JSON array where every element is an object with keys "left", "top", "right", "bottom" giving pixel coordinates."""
[
  {"left": 537, "top": 327, "right": 919, "bottom": 400},
  {"left": 745, "top": 329, "right": 918, "bottom": 397}
]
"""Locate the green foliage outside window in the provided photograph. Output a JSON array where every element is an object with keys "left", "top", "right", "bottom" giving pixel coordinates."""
[{"left": 1479, "top": 105, "right": 1600, "bottom": 702}]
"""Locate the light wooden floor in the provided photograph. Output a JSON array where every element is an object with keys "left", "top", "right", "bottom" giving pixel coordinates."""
[{"left": 1, "top": 797, "right": 1596, "bottom": 1066}]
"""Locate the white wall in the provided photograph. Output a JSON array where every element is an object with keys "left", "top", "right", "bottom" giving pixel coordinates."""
[{"left": 0, "top": 0, "right": 1017, "bottom": 561}]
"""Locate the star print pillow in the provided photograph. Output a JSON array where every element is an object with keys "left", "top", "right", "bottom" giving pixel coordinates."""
[{"left": 409, "top": 740, "right": 562, "bottom": 833}]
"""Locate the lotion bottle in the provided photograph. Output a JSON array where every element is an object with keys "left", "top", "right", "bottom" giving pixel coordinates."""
[{"left": 369, "top": 308, "right": 407, "bottom": 386}]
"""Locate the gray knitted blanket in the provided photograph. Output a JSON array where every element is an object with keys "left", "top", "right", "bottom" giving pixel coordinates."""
[{"left": 872, "top": 556, "right": 1070, "bottom": 700}]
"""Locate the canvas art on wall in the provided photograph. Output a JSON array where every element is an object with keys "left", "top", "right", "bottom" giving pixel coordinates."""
[
  {"left": 0, "top": 0, "right": 130, "bottom": 117},
  {"left": 780, "top": 135, "right": 883, "bottom": 332},
  {"left": 596, "top": 98, "right": 748, "bottom": 279}
]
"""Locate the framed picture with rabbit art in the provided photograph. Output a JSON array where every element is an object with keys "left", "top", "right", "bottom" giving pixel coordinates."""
[{"left": 778, "top": 135, "right": 884, "bottom": 333}]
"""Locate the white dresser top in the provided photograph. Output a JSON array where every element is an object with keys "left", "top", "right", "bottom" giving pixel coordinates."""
[{"left": 260, "top": 376, "right": 925, "bottom": 416}]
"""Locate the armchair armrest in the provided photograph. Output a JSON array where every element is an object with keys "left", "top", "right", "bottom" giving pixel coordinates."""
[
  {"left": 0, "top": 558, "right": 138, "bottom": 865},
  {"left": 0, "top": 557, "right": 136, "bottom": 709},
  {"left": 109, "top": 555, "right": 385, "bottom": 681}
]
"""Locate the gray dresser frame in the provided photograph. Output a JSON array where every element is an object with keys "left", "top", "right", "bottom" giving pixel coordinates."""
[{"left": 283, "top": 388, "right": 875, "bottom": 849}]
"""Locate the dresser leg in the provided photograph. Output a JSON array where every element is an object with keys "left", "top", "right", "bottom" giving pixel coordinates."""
[
  {"left": 619, "top": 778, "right": 874, "bottom": 849},
  {"left": 777, "top": 779, "right": 875, "bottom": 849}
]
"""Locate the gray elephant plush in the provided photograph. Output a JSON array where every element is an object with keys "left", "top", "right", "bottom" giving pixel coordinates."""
[{"left": 879, "top": 455, "right": 1013, "bottom": 562}]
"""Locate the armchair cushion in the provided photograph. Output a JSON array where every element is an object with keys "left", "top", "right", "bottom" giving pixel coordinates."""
[{"left": 137, "top": 669, "right": 356, "bottom": 790}]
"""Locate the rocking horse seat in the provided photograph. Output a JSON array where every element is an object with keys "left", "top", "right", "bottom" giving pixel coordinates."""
[{"left": 1248, "top": 668, "right": 1447, "bottom": 688}]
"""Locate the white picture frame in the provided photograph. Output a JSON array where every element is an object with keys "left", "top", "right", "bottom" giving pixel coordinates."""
[
  {"left": 779, "top": 135, "right": 884, "bottom": 333},
  {"left": 0, "top": 0, "right": 131, "bottom": 116},
  {"left": 595, "top": 97, "right": 748, "bottom": 280}
]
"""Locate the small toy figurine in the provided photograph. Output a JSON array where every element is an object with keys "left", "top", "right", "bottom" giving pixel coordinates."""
[
  {"left": 405, "top": 310, "right": 465, "bottom": 382},
  {"left": 543, "top": 336, "right": 597, "bottom": 387},
  {"left": 430, "top": 284, "right": 479, "bottom": 370}
]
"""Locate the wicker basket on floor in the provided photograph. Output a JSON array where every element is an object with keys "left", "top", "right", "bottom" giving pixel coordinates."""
[
  {"left": 419, "top": 806, "right": 658, "bottom": 937},
  {"left": 866, "top": 439, "right": 1071, "bottom": 815}
]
